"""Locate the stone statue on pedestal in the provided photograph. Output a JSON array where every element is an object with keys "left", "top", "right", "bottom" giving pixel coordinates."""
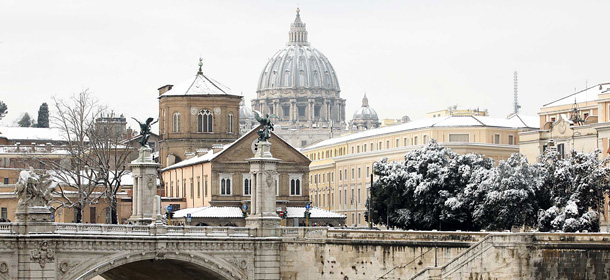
[
  {"left": 15, "top": 168, "right": 56, "bottom": 210},
  {"left": 14, "top": 168, "right": 57, "bottom": 227}
]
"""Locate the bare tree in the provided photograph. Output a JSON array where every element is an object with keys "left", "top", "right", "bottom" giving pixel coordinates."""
[
  {"left": 44, "top": 90, "right": 105, "bottom": 223},
  {"left": 88, "top": 114, "right": 134, "bottom": 224}
]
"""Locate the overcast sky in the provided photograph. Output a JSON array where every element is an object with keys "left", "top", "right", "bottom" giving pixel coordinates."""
[{"left": 1, "top": 0, "right": 609, "bottom": 129}]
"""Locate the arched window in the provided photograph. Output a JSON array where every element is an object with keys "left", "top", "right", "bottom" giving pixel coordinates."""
[
  {"left": 220, "top": 174, "right": 232, "bottom": 195},
  {"left": 172, "top": 112, "right": 181, "bottom": 133},
  {"left": 289, "top": 174, "right": 302, "bottom": 196},
  {"left": 197, "top": 109, "right": 213, "bottom": 133},
  {"left": 243, "top": 174, "right": 251, "bottom": 196},
  {"left": 228, "top": 113, "right": 234, "bottom": 133}
]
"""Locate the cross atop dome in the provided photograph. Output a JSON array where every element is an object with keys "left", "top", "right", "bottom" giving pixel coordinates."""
[{"left": 288, "top": 7, "right": 309, "bottom": 46}]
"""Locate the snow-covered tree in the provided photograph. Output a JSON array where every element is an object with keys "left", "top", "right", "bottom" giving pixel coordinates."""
[
  {"left": 472, "top": 154, "right": 541, "bottom": 230},
  {"left": 371, "top": 140, "right": 492, "bottom": 230},
  {"left": 535, "top": 150, "right": 609, "bottom": 232}
]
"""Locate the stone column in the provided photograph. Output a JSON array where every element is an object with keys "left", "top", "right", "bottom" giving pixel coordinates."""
[
  {"left": 246, "top": 141, "right": 281, "bottom": 237},
  {"left": 128, "top": 146, "right": 161, "bottom": 225}
]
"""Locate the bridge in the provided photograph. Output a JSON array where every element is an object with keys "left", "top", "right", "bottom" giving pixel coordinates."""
[{"left": 2, "top": 222, "right": 610, "bottom": 280}]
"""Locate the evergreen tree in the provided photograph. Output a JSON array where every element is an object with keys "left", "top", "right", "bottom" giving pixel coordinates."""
[
  {"left": 36, "top": 102, "right": 49, "bottom": 128},
  {"left": 0, "top": 101, "right": 7, "bottom": 120},
  {"left": 17, "top": 113, "right": 32, "bottom": 127}
]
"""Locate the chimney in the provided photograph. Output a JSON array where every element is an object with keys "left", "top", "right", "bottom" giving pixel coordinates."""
[
  {"left": 184, "top": 151, "right": 196, "bottom": 160},
  {"left": 212, "top": 144, "right": 224, "bottom": 154},
  {"left": 158, "top": 85, "right": 174, "bottom": 96},
  {"left": 196, "top": 148, "right": 209, "bottom": 156}
]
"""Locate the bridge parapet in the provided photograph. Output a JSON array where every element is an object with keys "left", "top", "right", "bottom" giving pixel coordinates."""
[
  {"left": 280, "top": 226, "right": 488, "bottom": 243},
  {"left": 0, "top": 222, "right": 257, "bottom": 238}
]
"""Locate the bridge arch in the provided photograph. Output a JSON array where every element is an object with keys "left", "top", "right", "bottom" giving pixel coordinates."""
[{"left": 63, "top": 250, "right": 247, "bottom": 280}]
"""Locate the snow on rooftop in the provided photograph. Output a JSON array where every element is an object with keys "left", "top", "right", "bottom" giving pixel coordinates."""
[
  {"left": 174, "top": 207, "right": 244, "bottom": 218},
  {"left": 0, "top": 127, "right": 66, "bottom": 142},
  {"left": 160, "top": 72, "right": 234, "bottom": 97},
  {"left": 286, "top": 207, "right": 346, "bottom": 219},
  {"left": 303, "top": 115, "right": 537, "bottom": 151},
  {"left": 543, "top": 83, "right": 610, "bottom": 108}
]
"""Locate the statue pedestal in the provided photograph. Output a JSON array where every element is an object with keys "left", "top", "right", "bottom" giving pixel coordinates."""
[
  {"left": 128, "top": 146, "right": 161, "bottom": 225},
  {"left": 245, "top": 141, "right": 281, "bottom": 236},
  {"left": 14, "top": 206, "right": 55, "bottom": 234}
]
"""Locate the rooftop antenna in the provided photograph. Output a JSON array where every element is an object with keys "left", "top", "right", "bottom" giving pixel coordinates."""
[{"left": 513, "top": 71, "right": 521, "bottom": 114}]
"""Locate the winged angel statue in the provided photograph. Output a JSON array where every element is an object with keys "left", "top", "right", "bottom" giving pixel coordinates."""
[{"left": 254, "top": 111, "right": 277, "bottom": 142}]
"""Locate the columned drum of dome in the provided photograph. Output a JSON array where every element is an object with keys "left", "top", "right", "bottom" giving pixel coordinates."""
[
  {"left": 158, "top": 59, "right": 242, "bottom": 167},
  {"left": 252, "top": 9, "right": 346, "bottom": 148}
]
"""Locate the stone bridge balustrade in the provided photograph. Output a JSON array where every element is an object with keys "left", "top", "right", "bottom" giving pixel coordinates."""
[{"left": 1, "top": 224, "right": 610, "bottom": 279}]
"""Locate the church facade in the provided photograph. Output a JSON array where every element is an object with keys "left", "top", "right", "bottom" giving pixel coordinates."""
[{"left": 252, "top": 9, "right": 346, "bottom": 148}]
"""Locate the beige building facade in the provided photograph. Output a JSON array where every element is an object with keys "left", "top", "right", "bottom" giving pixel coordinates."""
[
  {"left": 519, "top": 83, "right": 610, "bottom": 163},
  {"left": 160, "top": 128, "right": 311, "bottom": 224},
  {"left": 303, "top": 114, "right": 537, "bottom": 227}
]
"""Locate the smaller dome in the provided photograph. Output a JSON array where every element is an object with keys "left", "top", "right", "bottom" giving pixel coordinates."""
[
  {"left": 352, "top": 94, "right": 379, "bottom": 121},
  {"left": 239, "top": 99, "right": 254, "bottom": 120}
]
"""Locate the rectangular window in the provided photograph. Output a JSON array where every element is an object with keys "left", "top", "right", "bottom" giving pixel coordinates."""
[
  {"left": 351, "top": 213, "right": 355, "bottom": 225},
  {"left": 558, "top": 143, "right": 565, "bottom": 159},
  {"left": 197, "top": 177, "right": 201, "bottom": 198},
  {"left": 423, "top": 135, "right": 428, "bottom": 144},
  {"left": 449, "top": 134, "right": 470, "bottom": 142},
  {"left": 386, "top": 140, "right": 390, "bottom": 149},
  {"left": 370, "top": 143, "right": 373, "bottom": 151},
  {"left": 170, "top": 181, "right": 174, "bottom": 197},
  {"left": 366, "top": 166, "right": 370, "bottom": 177},
  {"left": 358, "top": 213, "right": 362, "bottom": 224},
  {"left": 404, "top": 138, "right": 408, "bottom": 146},
  {"left": 182, "top": 179, "right": 186, "bottom": 198},
  {"left": 204, "top": 176, "right": 208, "bottom": 197},
  {"left": 414, "top": 136, "right": 419, "bottom": 145},
  {"left": 494, "top": 134, "right": 500, "bottom": 144},
  {"left": 396, "top": 139, "right": 399, "bottom": 147},
  {"left": 357, "top": 146, "right": 360, "bottom": 153},
  {"left": 331, "top": 172, "right": 334, "bottom": 182},
  {"left": 358, "top": 188, "right": 361, "bottom": 204},
  {"left": 190, "top": 180, "right": 194, "bottom": 199},
  {"left": 1, "top": 208, "right": 7, "bottom": 219},
  {"left": 351, "top": 189, "right": 355, "bottom": 205},
  {"left": 89, "top": 207, "right": 96, "bottom": 224},
  {"left": 508, "top": 135, "right": 515, "bottom": 145},
  {"left": 363, "top": 145, "right": 367, "bottom": 152},
  {"left": 344, "top": 188, "right": 347, "bottom": 205},
  {"left": 2, "top": 178, "right": 7, "bottom": 184},
  {"left": 358, "top": 168, "right": 361, "bottom": 179},
  {"left": 351, "top": 168, "right": 355, "bottom": 179},
  {"left": 339, "top": 170, "right": 342, "bottom": 181}
]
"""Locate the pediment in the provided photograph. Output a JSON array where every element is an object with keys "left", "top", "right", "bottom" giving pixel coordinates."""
[{"left": 212, "top": 126, "right": 311, "bottom": 164}]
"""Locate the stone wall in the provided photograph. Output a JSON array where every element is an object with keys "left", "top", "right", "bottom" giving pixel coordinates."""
[
  {"left": 280, "top": 228, "right": 486, "bottom": 279},
  {"left": 412, "top": 233, "right": 610, "bottom": 280}
]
